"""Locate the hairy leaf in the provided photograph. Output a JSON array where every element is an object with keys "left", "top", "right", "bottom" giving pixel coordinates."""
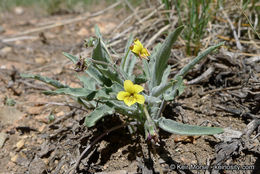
[
  {"left": 21, "top": 73, "right": 68, "bottom": 88},
  {"left": 158, "top": 117, "right": 223, "bottom": 135},
  {"left": 151, "top": 26, "right": 184, "bottom": 87},
  {"left": 166, "top": 42, "right": 224, "bottom": 99},
  {"left": 121, "top": 34, "right": 136, "bottom": 76},
  {"left": 63, "top": 52, "right": 78, "bottom": 64},
  {"left": 92, "top": 38, "right": 111, "bottom": 64},
  {"left": 85, "top": 104, "right": 115, "bottom": 127},
  {"left": 44, "top": 88, "right": 96, "bottom": 100},
  {"left": 77, "top": 75, "right": 97, "bottom": 90}
]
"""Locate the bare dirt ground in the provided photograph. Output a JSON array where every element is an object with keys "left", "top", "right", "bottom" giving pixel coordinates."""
[{"left": 0, "top": 1, "right": 259, "bottom": 174}]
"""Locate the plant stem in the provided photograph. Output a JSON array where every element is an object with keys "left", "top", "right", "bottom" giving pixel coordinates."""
[
  {"left": 122, "top": 47, "right": 130, "bottom": 71},
  {"left": 143, "top": 105, "right": 153, "bottom": 123}
]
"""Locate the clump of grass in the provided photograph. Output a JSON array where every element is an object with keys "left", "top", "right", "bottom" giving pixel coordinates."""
[{"left": 173, "top": 0, "right": 212, "bottom": 55}]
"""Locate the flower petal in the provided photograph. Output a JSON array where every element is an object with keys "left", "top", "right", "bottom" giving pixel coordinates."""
[
  {"left": 134, "top": 39, "right": 143, "bottom": 47},
  {"left": 141, "top": 48, "right": 150, "bottom": 58},
  {"left": 124, "top": 96, "right": 136, "bottom": 106},
  {"left": 117, "top": 91, "right": 130, "bottom": 100},
  {"left": 133, "top": 84, "right": 144, "bottom": 93},
  {"left": 130, "top": 39, "right": 144, "bottom": 55},
  {"left": 131, "top": 45, "right": 141, "bottom": 54},
  {"left": 134, "top": 94, "right": 145, "bottom": 104},
  {"left": 124, "top": 80, "right": 135, "bottom": 93}
]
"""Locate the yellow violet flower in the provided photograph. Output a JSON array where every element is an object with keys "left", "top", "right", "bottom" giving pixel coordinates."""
[
  {"left": 117, "top": 80, "right": 145, "bottom": 107},
  {"left": 130, "top": 39, "right": 150, "bottom": 60}
]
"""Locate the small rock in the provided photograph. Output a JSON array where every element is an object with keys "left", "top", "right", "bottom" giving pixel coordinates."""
[
  {"left": 16, "top": 139, "right": 25, "bottom": 150},
  {"left": 11, "top": 154, "right": 19, "bottom": 163},
  {"left": 38, "top": 124, "right": 46, "bottom": 132},
  {"left": 11, "top": 152, "right": 29, "bottom": 166},
  {"left": 0, "top": 106, "right": 24, "bottom": 125},
  {"left": 0, "top": 46, "right": 12, "bottom": 54},
  {"left": 56, "top": 111, "right": 65, "bottom": 117},
  {"left": 14, "top": 7, "right": 24, "bottom": 15},
  {"left": 77, "top": 28, "right": 88, "bottom": 36},
  {"left": 27, "top": 106, "right": 44, "bottom": 115},
  {"left": 35, "top": 57, "right": 47, "bottom": 64},
  {"left": 0, "top": 132, "right": 8, "bottom": 148},
  {"left": 29, "top": 157, "right": 46, "bottom": 174}
]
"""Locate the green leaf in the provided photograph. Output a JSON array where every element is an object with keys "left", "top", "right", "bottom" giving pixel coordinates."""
[
  {"left": 151, "top": 79, "right": 177, "bottom": 97},
  {"left": 158, "top": 117, "right": 223, "bottom": 135},
  {"left": 94, "top": 24, "right": 103, "bottom": 41},
  {"left": 96, "top": 65, "right": 123, "bottom": 85},
  {"left": 151, "top": 26, "right": 184, "bottom": 87},
  {"left": 77, "top": 75, "right": 97, "bottom": 90},
  {"left": 150, "top": 105, "right": 160, "bottom": 120},
  {"left": 134, "top": 74, "right": 147, "bottom": 84},
  {"left": 121, "top": 34, "right": 136, "bottom": 76},
  {"left": 44, "top": 88, "right": 96, "bottom": 100},
  {"left": 86, "top": 65, "right": 112, "bottom": 87},
  {"left": 20, "top": 73, "right": 68, "bottom": 88},
  {"left": 92, "top": 38, "right": 111, "bottom": 64},
  {"left": 166, "top": 42, "right": 224, "bottom": 99},
  {"left": 142, "top": 59, "right": 150, "bottom": 80},
  {"left": 144, "top": 94, "right": 162, "bottom": 104},
  {"left": 174, "top": 42, "right": 224, "bottom": 78},
  {"left": 84, "top": 104, "right": 115, "bottom": 127},
  {"left": 164, "top": 76, "right": 185, "bottom": 100},
  {"left": 62, "top": 52, "right": 78, "bottom": 64},
  {"left": 151, "top": 66, "right": 173, "bottom": 97},
  {"left": 108, "top": 100, "right": 142, "bottom": 121}
]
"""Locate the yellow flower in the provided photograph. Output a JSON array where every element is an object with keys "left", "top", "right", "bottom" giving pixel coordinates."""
[
  {"left": 117, "top": 80, "right": 145, "bottom": 107},
  {"left": 130, "top": 39, "right": 150, "bottom": 60}
]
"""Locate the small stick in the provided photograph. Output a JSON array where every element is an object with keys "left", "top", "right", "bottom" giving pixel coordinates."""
[
  {"left": 186, "top": 66, "right": 215, "bottom": 85},
  {"left": 124, "top": 0, "right": 142, "bottom": 23},
  {"left": 220, "top": 5, "right": 243, "bottom": 50},
  {"left": 146, "top": 24, "right": 170, "bottom": 48},
  {"left": 201, "top": 85, "right": 243, "bottom": 95}
]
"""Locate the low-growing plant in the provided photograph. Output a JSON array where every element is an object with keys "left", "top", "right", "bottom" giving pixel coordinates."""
[{"left": 21, "top": 25, "right": 224, "bottom": 142}]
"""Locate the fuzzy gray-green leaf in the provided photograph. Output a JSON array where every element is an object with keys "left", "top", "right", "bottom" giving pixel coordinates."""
[
  {"left": 164, "top": 76, "right": 184, "bottom": 100},
  {"left": 77, "top": 75, "right": 97, "bottom": 90},
  {"left": 174, "top": 42, "right": 224, "bottom": 78},
  {"left": 151, "top": 26, "right": 184, "bottom": 87},
  {"left": 94, "top": 24, "right": 103, "bottom": 41},
  {"left": 86, "top": 65, "right": 112, "bottom": 87},
  {"left": 63, "top": 52, "right": 78, "bottom": 64},
  {"left": 151, "top": 80, "right": 177, "bottom": 97},
  {"left": 44, "top": 88, "right": 96, "bottom": 100},
  {"left": 158, "top": 117, "right": 223, "bottom": 135},
  {"left": 121, "top": 34, "right": 136, "bottom": 75},
  {"left": 21, "top": 73, "right": 68, "bottom": 88},
  {"left": 166, "top": 42, "right": 224, "bottom": 99},
  {"left": 85, "top": 104, "right": 115, "bottom": 127},
  {"left": 92, "top": 38, "right": 110, "bottom": 64}
]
